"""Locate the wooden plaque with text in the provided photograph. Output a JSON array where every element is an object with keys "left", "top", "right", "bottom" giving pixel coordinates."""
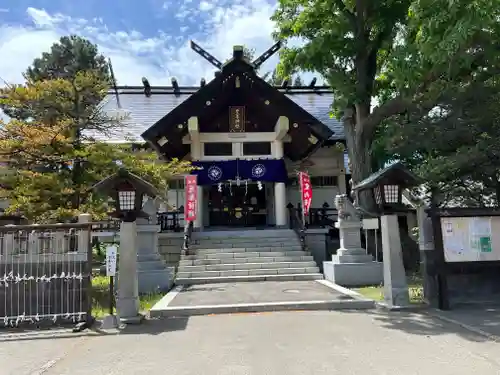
[{"left": 229, "top": 106, "right": 245, "bottom": 132}]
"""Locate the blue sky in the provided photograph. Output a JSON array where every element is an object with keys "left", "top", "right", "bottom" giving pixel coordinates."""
[{"left": 0, "top": 0, "right": 306, "bottom": 87}]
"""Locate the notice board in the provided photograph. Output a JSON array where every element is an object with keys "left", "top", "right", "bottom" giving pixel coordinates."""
[{"left": 441, "top": 216, "right": 500, "bottom": 262}]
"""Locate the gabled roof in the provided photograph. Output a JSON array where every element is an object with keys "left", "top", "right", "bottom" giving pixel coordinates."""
[
  {"left": 352, "top": 162, "right": 422, "bottom": 191},
  {"left": 98, "top": 85, "right": 344, "bottom": 143},
  {"left": 139, "top": 54, "right": 337, "bottom": 161}
]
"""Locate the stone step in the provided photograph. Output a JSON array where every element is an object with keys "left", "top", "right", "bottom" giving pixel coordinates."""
[
  {"left": 193, "top": 230, "right": 296, "bottom": 240},
  {"left": 181, "top": 250, "right": 308, "bottom": 261},
  {"left": 193, "top": 236, "right": 298, "bottom": 243},
  {"left": 175, "top": 273, "right": 324, "bottom": 285},
  {"left": 193, "top": 246, "right": 303, "bottom": 254},
  {"left": 178, "top": 261, "right": 317, "bottom": 272},
  {"left": 178, "top": 255, "right": 314, "bottom": 266},
  {"left": 177, "top": 266, "right": 320, "bottom": 279},
  {"left": 192, "top": 241, "right": 300, "bottom": 249}
]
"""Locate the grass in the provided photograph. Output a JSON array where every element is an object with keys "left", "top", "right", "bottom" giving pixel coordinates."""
[
  {"left": 354, "top": 273, "right": 425, "bottom": 304},
  {"left": 91, "top": 274, "right": 164, "bottom": 318}
]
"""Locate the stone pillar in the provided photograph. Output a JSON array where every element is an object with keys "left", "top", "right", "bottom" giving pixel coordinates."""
[
  {"left": 274, "top": 182, "right": 287, "bottom": 227},
  {"left": 77, "top": 213, "right": 92, "bottom": 255},
  {"left": 116, "top": 220, "right": 142, "bottom": 324},
  {"left": 335, "top": 220, "right": 372, "bottom": 261},
  {"left": 381, "top": 214, "right": 410, "bottom": 308},
  {"left": 417, "top": 205, "right": 439, "bottom": 307}
]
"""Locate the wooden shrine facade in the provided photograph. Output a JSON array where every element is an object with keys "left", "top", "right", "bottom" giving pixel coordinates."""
[{"left": 140, "top": 46, "right": 334, "bottom": 162}]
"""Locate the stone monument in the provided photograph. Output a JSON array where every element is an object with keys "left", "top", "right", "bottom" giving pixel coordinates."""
[
  {"left": 136, "top": 198, "right": 174, "bottom": 293},
  {"left": 323, "top": 194, "right": 383, "bottom": 286}
]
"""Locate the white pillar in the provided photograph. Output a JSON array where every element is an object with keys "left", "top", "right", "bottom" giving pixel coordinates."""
[
  {"left": 194, "top": 185, "right": 203, "bottom": 229},
  {"left": 116, "top": 220, "right": 142, "bottom": 323},
  {"left": 275, "top": 182, "right": 287, "bottom": 227},
  {"left": 273, "top": 139, "right": 287, "bottom": 227}
]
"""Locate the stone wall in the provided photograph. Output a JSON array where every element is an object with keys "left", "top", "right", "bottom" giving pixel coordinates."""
[
  {"left": 306, "top": 230, "right": 330, "bottom": 272},
  {"left": 158, "top": 233, "right": 184, "bottom": 268}
]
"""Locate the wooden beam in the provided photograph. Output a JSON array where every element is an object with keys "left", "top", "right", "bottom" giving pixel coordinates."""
[{"left": 274, "top": 116, "right": 289, "bottom": 140}]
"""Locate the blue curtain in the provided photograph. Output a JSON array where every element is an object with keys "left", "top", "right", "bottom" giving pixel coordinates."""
[
  {"left": 191, "top": 159, "right": 287, "bottom": 185},
  {"left": 238, "top": 159, "right": 288, "bottom": 183},
  {"left": 191, "top": 160, "right": 238, "bottom": 185}
]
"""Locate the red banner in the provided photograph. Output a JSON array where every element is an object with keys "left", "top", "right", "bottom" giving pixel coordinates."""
[
  {"left": 299, "top": 172, "right": 312, "bottom": 216},
  {"left": 184, "top": 175, "right": 198, "bottom": 221}
]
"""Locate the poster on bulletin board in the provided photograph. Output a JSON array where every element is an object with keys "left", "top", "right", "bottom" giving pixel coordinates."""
[{"left": 441, "top": 216, "right": 499, "bottom": 262}]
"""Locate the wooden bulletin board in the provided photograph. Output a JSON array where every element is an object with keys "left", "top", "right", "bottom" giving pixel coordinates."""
[{"left": 441, "top": 216, "right": 500, "bottom": 262}]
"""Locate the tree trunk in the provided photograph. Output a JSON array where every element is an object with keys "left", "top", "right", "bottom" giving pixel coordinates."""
[
  {"left": 342, "top": 105, "right": 376, "bottom": 212},
  {"left": 495, "top": 181, "right": 500, "bottom": 207}
]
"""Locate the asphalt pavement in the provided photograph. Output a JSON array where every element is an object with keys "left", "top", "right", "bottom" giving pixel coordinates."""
[{"left": 1, "top": 310, "right": 500, "bottom": 375}]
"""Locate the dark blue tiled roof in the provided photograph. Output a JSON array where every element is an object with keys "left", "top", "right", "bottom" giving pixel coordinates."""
[{"left": 97, "top": 86, "right": 344, "bottom": 142}]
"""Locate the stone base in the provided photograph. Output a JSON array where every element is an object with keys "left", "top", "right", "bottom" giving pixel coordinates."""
[
  {"left": 100, "top": 314, "right": 121, "bottom": 329},
  {"left": 138, "top": 269, "right": 174, "bottom": 294},
  {"left": 116, "top": 296, "right": 140, "bottom": 319},
  {"left": 137, "top": 252, "right": 174, "bottom": 294},
  {"left": 323, "top": 260, "right": 383, "bottom": 287},
  {"left": 119, "top": 314, "right": 145, "bottom": 325},
  {"left": 384, "top": 286, "right": 410, "bottom": 308},
  {"left": 333, "top": 248, "right": 374, "bottom": 264},
  {"left": 332, "top": 254, "right": 375, "bottom": 263}
]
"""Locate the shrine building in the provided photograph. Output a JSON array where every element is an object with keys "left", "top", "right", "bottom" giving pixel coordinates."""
[{"left": 100, "top": 43, "right": 350, "bottom": 230}]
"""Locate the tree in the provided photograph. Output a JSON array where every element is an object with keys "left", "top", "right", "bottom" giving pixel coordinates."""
[
  {"left": 1, "top": 35, "right": 110, "bottom": 120},
  {"left": 1, "top": 35, "right": 117, "bottom": 211},
  {"left": 263, "top": 69, "right": 283, "bottom": 85},
  {"left": 293, "top": 76, "right": 303, "bottom": 86},
  {"left": 0, "top": 73, "right": 190, "bottom": 222},
  {"left": 272, "top": 0, "right": 500, "bottom": 207},
  {"left": 262, "top": 69, "right": 304, "bottom": 86},
  {"left": 379, "top": 78, "right": 500, "bottom": 207},
  {"left": 243, "top": 47, "right": 255, "bottom": 61}
]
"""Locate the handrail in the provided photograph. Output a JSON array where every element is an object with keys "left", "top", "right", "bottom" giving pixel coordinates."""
[
  {"left": 157, "top": 210, "right": 183, "bottom": 232},
  {"left": 307, "top": 207, "right": 338, "bottom": 228},
  {"left": 182, "top": 220, "right": 194, "bottom": 255},
  {"left": 287, "top": 204, "right": 307, "bottom": 251}
]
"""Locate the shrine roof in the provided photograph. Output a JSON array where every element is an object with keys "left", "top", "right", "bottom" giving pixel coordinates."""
[{"left": 97, "top": 85, "right": 343, "bottom": 143}]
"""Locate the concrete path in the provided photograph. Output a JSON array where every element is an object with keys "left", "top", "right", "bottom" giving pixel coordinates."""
[
  {"left": 429, "top": 303, "right": 500, "bottom": 340},
  {"left": 150, "top": 280, "right": 373, "bottom": 317},
  {"left": 2, "top": 310, "right": 500, "bottom": 375}
]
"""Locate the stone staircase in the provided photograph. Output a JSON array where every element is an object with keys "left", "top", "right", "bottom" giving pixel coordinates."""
[{"left": 175, "top": 229, "right": 323, "bottom": 285}]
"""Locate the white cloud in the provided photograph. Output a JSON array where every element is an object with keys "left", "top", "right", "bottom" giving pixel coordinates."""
[
  {"left": 0, "top": 2, "right": 317, "bottom": 88},
  {"left": 199, "top": 1, "right": 214, "bottom": 11}
]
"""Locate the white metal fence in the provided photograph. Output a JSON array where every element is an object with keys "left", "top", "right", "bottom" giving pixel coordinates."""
[{"left": 0, "top": 222, "right": 93, "bottom": 328}]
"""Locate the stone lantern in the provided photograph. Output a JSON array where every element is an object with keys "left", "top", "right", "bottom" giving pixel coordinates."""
[
  {"left": 92, "top": 168, "right": 162, "bottom": 323},
  {"left": 352, "top": 162, "right": 421, "bottom": 214},
  {"left": 352, "top": 162, "right": 421, "bottom": 308},
  {"left": 92, "top": 168, "right": 161, "bottom": 222}
]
